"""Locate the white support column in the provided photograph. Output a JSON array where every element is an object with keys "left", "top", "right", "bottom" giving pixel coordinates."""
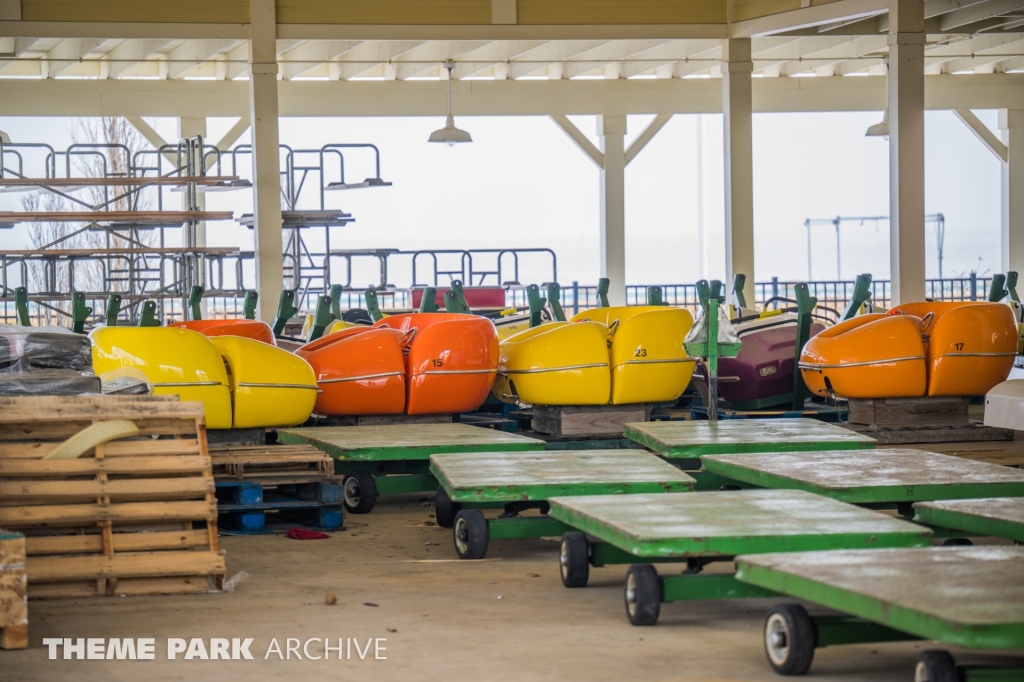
[
  {"left": 598, "top": 115, "right": 627, "bottom": 307},
  {"left": 248, "top": 0, "right": 283, "bottom": 323},
  {"left": 1001, "top": 109, "right": 1024, "bottom": 274},
  {"left": 721, "top": 39, "right": 755, "bottom": 307},
  {"left": 178, "top": 117, "right": 207, "bottom": 249},
  {"left": 888, "top": 0, "right": 926, "bottom": 305}
]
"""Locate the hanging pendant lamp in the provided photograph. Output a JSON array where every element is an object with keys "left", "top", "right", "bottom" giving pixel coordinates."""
[{"left": 428, "top": 60, "right": 473, "bottom": 146}]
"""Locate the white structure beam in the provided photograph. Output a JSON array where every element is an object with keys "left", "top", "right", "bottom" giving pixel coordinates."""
[
  {"left": 625, "top": 113, "right": 673, "bottom": 165},
  {"left": 598, "top": 115, "right": 627, "bottom": 307},
  {"left": 549, "top": 115, "right": 604, "bottom": 168},
  {"left": 1, "top": 74, "right": 1023, "bottom": 117},
  {"left": 722, "top": 38, "right": 756, "bottom": 307},
  {"left": 213, "top": 116, "right": 251, "bottom": 152},
  {"left": 954, "top": 108, "right": 1008, "bottom": 161},
  {"left": 1002, "top": 109, "right": 1024, "bottom": 273},
  {"left": 178, "top": 116, "right": 208, "bottom": 252},
  {"left": 889, "top": 0, "right": 927, "bottom": 305},
  {"left": 731, "top": 0, "right": 889, "bottom": 38},
  {"left": 939, "top": 0, "right": 1024, "bottom": 30},
  {"left": 248, "top": 0, "right": 283, "bottom": 323}
]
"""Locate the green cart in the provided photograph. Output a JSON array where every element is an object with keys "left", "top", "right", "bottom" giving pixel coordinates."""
[
  {"left": 429, "top": 450, "right": 695, "bottom": 560},
  {"left": 278, "top": 424, "right": 545, "bottom": 513},
  {"left": 913, "top": 497, "right": 1024, "bottom": 543},
  {"left": 736, "top": 546, "right": 1024, "bottom": 680},
  {"left": 701, "top": 449, "right": 1024, "bottom": 519},
  {"left": 624, "top": 419, "right": 876, "bottom": 482},
  {"left": 547, "top": 489, "right": 931, "bottom": 625}
]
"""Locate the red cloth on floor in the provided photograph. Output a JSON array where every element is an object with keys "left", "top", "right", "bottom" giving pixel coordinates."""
[{"left": 287, "top": 528, "right": 330, "bottom": 540}]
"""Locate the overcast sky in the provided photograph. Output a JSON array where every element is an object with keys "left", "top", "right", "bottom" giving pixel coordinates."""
[{"left": 0, "top": 108, "right": 1003, "bottom": 290}]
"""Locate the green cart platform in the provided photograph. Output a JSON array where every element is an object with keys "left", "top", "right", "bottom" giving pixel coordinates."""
[
  {"left": 429, "top": 450, "right": 695, "bottom": 560},
  {"left": 736, "top": 546, "right": 1024, "bottom": 679},
  {"left": 547, "top": 489, "right": 931, "bottom": 626},
  {"left": 624, "top": 419, "right": 876, "bottom": 482},
  {"left": 278, "top": 424, "right": 545, "bottom": 513},
  {"left": 701, "top": 449, "right": 1024, "bottom": 520},
  {"left": 913, "top": 497, "right": 1024, "bottom": 543}
]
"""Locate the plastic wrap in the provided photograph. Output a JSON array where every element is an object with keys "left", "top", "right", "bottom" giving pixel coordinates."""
[
  {"left": 0, "top": 368, "right": 101, "bottom": 396},
  {"left": 99, "top": 367, "right": 154, "bottom": 395},
  {"left": 684, "top": 306, "right": 741, "bottom": 345},
  {"left": 0, "top": 325, "right": 92, "bottom": 371}
]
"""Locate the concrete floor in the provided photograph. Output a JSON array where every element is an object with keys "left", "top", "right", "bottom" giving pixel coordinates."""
[{"left": 4, "top": 492, "right": 1022, "bottom": 682}]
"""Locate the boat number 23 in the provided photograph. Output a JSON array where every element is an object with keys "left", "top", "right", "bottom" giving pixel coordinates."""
[{"left": 634, "top": 348, "right": 647, "bottom": 357}]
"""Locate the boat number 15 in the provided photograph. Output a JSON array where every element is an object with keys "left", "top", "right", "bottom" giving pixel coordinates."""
[
  {"left": 634, "top": 348, "right": 647, "bottom": 358},
  {"left": 432, "top": 359, "right": 444, "bottom": 367}
]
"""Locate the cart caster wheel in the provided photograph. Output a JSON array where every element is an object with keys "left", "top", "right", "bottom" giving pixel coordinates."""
[
  {"left": 559, "top": 532, "right": 590, "bottom": 588},
  {"left": 624, "top": 564, "right": 661, "bottom": 626},
  {"left": 342, "top": 470, "right": 378, "bottom": 514},
  {"left": 941, "top": 538, "right": 973, "bottom": 547},
  {"left": 764, "top": 604, "right": 815, "bottom": 676},
  {"left": 435, "top": 486, "right": 460, "bottom": 528},
  {"left": 453, "top": 509, "right": 489, "bottom": 560},
  {"left": 719, "top": 484, "right": 742, "bottom": 491},
  {"left": 914, "top": 650, "right": 957, "bottom": 682}
]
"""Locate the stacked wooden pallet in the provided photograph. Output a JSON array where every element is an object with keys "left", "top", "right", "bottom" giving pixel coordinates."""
[
  {"left": 210, "top": 444, "right": 332, "bottom": 481},
  {"left": 0, "top": 529, "right": 27, "bottom": 649},
  {"left": 0, "top": 395, "right": 225, "bottom": 598}
]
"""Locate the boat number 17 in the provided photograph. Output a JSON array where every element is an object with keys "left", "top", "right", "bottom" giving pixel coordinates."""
[
  {"left": 954, "top": 343, "right": 964, "bottom": 351},
  {"left": 634, "top": 348, "right": 647, "bottom": 357}
]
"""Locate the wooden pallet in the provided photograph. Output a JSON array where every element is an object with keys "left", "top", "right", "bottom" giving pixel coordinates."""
[
  {"left": 210, "top": 445, "right": 332, "bottom": 481},
  {"left": 531, "top": 403, "right": 651, "bottom": 437},
  {"left": 0, "top": 529, "right": 27, "bottom": 649},
  {"left": 314, "top": 413, "right": 454, "bottom": 427},
  {"left": 0, "top": 395, "right": 224, "bottom": 599},
  {"left": 843, "top": 421, "right": 1014, "bottom": 445}
]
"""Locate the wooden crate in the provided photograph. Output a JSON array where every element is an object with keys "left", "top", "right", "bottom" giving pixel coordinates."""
[
  {"left": 210, "top": 444, "right": 333, "bottom": 481},
  {"left": 531, "top": 404, "right": 652, "bottom": 437},
  {"left": 0, "top": 395, "right": 224, "bottom": 598},
  {"left": 0, "top": 529, "right": 27, "bottom": 649}
]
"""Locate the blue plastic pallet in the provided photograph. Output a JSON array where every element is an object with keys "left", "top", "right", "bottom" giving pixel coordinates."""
[{"left": 215, "top": 478, "right": 344, "bottom": 533}]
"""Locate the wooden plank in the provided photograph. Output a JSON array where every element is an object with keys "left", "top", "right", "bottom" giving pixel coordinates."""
[
  {"left": 0, "top": 211, "right": 234, "bottom": 223},
  {"left": 0, "top": 455, "right": 210, "bottom": 476},
  {"left": 27, "top": 550, "right": 225, "bottom": 582},
  {"left": 430, "top": 450, "right": 694, "bottom": 503},
  {"left": 25, "top": 529, "right": 211, "bottom": 556},
  {"left": 0, "top": 420, "right": 200, "bottom": 442},
  {"left": 0, "top": 440, "right": 203, "bottom": 460},
  {"left": 844, "top": 422, "right": 1014, "bottom": 445},
  {"left": 0, "top": 500, "right": 217, "bottom": 527},
  {"left": 848, "top": 397, "right": 968, "bottom": 427},
  {"left": 0, "top": 395, "right": 201, "bottom": 424},
  {"left": 548, "top": 489, "right": 931, "bottom": 558},
  {"left": 0, "top": 531, "right": 27, "bottom": 649},
  {"left": 532, "top": 404, "right": 650, "bottom": 436},
  {"left": 701, "top": 449, "right": 1024, "bottom": 504},
  {"left": 278, "top": 423, "right": 545, "bottom": 462},
  {"left": 913, "top": 498, "right": 1024, "bottom": 543},
  {"left": 29, "top": 575, "right": 217, "bottom": 599},
  {"left": 0, "top": 477, "right": 214, "bottom": 500},
  {"left": 624, "top": 419, "right": 876, "bottom": 458},
  {"left": 736, "top": 547, "right": 1024, "bottom": 649}
]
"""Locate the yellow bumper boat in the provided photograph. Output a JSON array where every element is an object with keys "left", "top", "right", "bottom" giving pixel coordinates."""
[
  {"left": 493, "top": 306, "right": 696, "bottom": 406},
  {"left": 570, "top": 306, "right": 696, "bottom": 404},
  {"left": 91, "top": 327, "right": 316, "bottom": 428}
]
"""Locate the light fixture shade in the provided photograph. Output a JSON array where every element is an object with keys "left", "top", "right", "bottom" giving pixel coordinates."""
[
  {"left": 428, "top": 114, "right": 473, "bottom": 145},
  {"left": 865, "top": 109, "right": 889, "bottom": 138}
]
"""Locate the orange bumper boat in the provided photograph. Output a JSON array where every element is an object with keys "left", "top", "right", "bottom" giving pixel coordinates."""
[
  {"left": 374, "top": 313, "right": 499, "bottom": 415},
  {"left": 799, "top": 302, "right": 1016, "bottom": 399},
  {"left": 171, "top": 319, "right": 276, "bottom": 345},
  {"left": 296, "top": 326, "right": 408, "bottom": 416}
]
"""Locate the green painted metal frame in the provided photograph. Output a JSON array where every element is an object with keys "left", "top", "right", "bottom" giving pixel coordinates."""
[
  {"left": 104, "top": 293, "right": 122, "bottom": 327},
  {"left": 307, "top": 294, "right": 334, "bottom": 342},
  {"left": 488, "top": 515, "right": 572, "bottom": 540},
  {"left": 243, "top": 290, "right": 259, "bottom": 320},
  {"left": 735, "top": 554, "right": 1024, "bottom": 650},
  {"left": 840, "top": 274, "right": 873, "bottom": 320},
  {"left": 70, "top": 291, "right": 92, "bottom": 333},
  {"left": 525, "top": 284, "right": 546, "bottom": 327},
  {"left": 444, "top": 280, "right": 472, "bottom": 314},
  {"left": 596, "top": 278, "right": 610, "bottom": 308},
  {"left": 701, "top": 455, "right": 1024, "bottom": 505},
  {"left": 138, "top": 299, "right": 160, "bottom": 327},
  {"left": 13, "top": 286, "right": 30, "bottom": 326},
  {"left": 365, "top": 290, "right": 384, "bottom": 322},
  {"left": 913, "top": 500, "right": 1024, "bottom": 543},
  {"left": 188, "top": 284, "right": 204, "bottom": 321},
  {"left": 272, "top": 290, "right": 298, "bottom": 336},
  {"left": 546, "top": 282, "right": 567, "bottom": 321},
  {"left": 418, "top": 287, "right": 439, "bottom": 313},
  {"left": 624, "top": 419, "right": 876, "bottom": 459},
  {"left": 661, "top": 574, "right": 778, "bottom": 603}
]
